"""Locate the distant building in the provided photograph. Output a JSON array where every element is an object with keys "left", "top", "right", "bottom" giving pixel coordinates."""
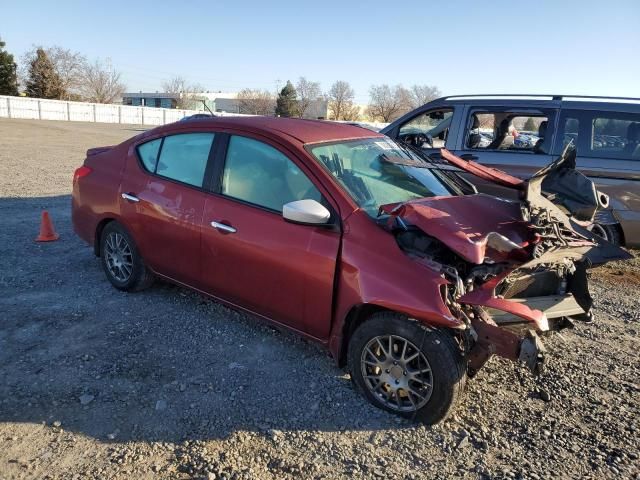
[
  {"left": 121, "top": 91, "right": 329, "bottom": 118},
  {"left": 122, "top": 91, "right": 236, "bottom": 111},
  {"left": 122, "top": 92, "right": 177, "bottom": 109}
]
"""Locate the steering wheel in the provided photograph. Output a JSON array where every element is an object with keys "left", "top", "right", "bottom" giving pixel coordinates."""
[{"left": 401, "top": 133, "right": 433, "bottom": 148}]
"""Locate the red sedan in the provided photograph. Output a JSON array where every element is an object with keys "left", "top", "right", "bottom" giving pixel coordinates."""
[{"left": 72, "top": 116, "right": 629, "bottom": 424}]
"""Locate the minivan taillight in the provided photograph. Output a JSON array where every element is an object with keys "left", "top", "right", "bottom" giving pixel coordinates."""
[{"left": 73, "top": 165, "right": 92, "bottom": 184}]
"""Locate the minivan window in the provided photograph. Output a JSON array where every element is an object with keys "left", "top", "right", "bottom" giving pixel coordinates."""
[
  {"left": 156, "top": 133, "right": 214, "bottom": 187},
  {"left": 559, "top": 110, "right": 640, "bottom": 160},
  {"left": 466, "top": 112, "right": 548, "bottom": 152},
  {"left": 592, "top": 115, "right": 640, "bottom": 159},
  {"left": 559, "top": 115, "right": 580, "bottom": 150},
  {"left": 398, "top": 110, "right": 453, "bottom": 149},
  {"left": 137, "top": 138, "right": 162, "bottom": 172},
  {"left": 222, "top": 135, "right": 322, "bottom": 212}
]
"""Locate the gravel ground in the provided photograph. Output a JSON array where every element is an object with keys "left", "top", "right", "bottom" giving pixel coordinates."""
[{"left": 0, "top": 118, "right": 638, "bottom": 480}]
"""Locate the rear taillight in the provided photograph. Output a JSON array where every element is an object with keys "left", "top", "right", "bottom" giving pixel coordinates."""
[{"left": 73, "top": 165, "right": 92, "bottom": 184}]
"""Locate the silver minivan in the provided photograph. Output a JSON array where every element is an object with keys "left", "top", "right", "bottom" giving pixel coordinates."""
[{"left": 381, "top": 95, "right": 640, "bottom": 246}]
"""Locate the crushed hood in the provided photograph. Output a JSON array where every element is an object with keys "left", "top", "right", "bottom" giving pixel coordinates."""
[{"left": 380, "top": 195, "right": 533, "bottom": 264}]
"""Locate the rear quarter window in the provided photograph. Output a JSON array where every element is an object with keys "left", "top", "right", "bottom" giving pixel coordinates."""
[
  {"left": 137, "top": 138, "right": 162, "bottom": 172},
  {"left": 558, "top": 109, "right": 640, "bottom": 160}
]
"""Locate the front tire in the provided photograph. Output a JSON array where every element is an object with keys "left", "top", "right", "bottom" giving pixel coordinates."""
[
  {"left": 100, "top": 222, "right": 154, "bottom": 292},
  {"left": 590, "top": 222, "right": 623, "bottom": 245},
  {"left": 348, "top": 312, "right": 466, "bottom": 424}
]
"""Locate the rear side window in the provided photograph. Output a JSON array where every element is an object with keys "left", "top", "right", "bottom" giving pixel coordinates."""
[
  {"left": 137, "top": 138, "right": 161, "bottom": 172},
  {"left": 137, "top": 133, "right": 215, "bottom": 187},
  {"left": 558, "top": 114, "right": 580, "bottom": 150}
]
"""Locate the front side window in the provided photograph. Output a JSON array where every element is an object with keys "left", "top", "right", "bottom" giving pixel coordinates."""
[
  {"left": 309, "top": 137, "right": 450, "bottom": 217},
  {"left": 222, "top": 135, "right": 322, "bottom": 212},
  {"left": 466, "top": 111, "right": 548, "bottom": 152},
  {"left": 155, "top": 133, "right": 214, "bottom": 187},
  {"left": 398, "top": 109, "right": 452, "bottom": 149}
]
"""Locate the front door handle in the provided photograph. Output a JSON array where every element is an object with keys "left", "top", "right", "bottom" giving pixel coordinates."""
[
  {"left": 121, "top": 193, "right": 140, "bottom": 203},
  {"left": 459, "top": 154, "right": 478, "bottom": 161},
  {"left": 211, "top": 221, "right": 237, "bottom": 234}
]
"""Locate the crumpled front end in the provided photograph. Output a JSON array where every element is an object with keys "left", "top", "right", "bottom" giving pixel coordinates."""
[{"left": 382, "top": 147, "right": 631, "bottom": 376}]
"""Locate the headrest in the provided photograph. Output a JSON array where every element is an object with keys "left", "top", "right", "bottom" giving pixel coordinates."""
[
  {"left": 471, "top": 115, "right": 480, "bottom": 129},
  {"left": 498, "top": 118, "right": 511, "bottom": 133},
  {"left": 627, "top": 122, "right": 640, "bottom": 142},
  {"left": 538, "top": 120, "right": 548, "bottom": 137}
]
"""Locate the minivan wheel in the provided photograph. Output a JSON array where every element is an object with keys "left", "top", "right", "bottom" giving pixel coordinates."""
[
  {"left": 100, "top": 222, "right": 154, "bottom": 292},
  {"left": 348, "top": 312, "right": 466, "bottom": 425},
  {"left": 590, "top": 222, "right": 622, "bottom": 245}
]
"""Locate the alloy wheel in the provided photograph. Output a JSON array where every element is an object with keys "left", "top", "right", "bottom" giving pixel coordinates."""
[
  {"left": 104, "top": 232, "right": 133, "bottom": 282},
  {"left": 360, "top": 334, "right": 433, "bottom": 412}
]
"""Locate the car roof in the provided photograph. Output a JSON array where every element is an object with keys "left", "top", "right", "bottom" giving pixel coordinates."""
[
  {"left": 416, "top": 95, "right": 640, "bottom": 112},
  {"left": 169, "top": 116, "right": 384, "bottom": 144}
]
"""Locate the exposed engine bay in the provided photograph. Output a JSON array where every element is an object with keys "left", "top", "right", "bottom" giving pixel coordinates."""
[{"left": 380, "top": 147, "right": 631, "bottom": 376}]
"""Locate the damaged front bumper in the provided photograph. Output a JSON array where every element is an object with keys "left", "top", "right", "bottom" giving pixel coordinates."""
[{"left": 457, "top": 239, "right": 629, "bottom": 376}]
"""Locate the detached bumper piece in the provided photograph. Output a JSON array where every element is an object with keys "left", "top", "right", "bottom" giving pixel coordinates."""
[
  {"left": 467, "top": 310, "right": 549, "bottom": 378},
  {"left": 487, "top": 294, "right": 585, "bottom": 327},
  {"left": 465, "top": 293, "right": 586, "bottom": 376}
]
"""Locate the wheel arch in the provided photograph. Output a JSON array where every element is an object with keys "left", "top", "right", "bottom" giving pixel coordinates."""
[
  {"left": 334, "top": 301, "right": 467, "bottom": 368},
  {"left": 335, "top": 303, "right": 389, "bottom": 367},
  {"left": 94, "top": 217, "right": 116, "bottom": 256}
]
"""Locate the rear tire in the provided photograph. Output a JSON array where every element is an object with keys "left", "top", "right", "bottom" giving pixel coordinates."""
[
  {"left": 100, "top": 222, "right": 154, "bottom": 292},
  {"left": 348, "top": 311, "right": 467, "bottom": 425}
]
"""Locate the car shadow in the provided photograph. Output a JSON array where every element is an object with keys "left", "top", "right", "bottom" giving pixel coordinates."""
[{"left": 0, "top": 195, "right": 412, "bottom": 444}]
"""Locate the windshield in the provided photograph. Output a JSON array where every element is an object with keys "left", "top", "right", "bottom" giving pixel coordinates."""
[{"left": 309, "top": 137, "right": 451, "bottom": 216}]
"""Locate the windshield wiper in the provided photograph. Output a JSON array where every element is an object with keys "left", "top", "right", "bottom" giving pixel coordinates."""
[{"left": 394, "top": 141, "right": 477, "bottom": 195}]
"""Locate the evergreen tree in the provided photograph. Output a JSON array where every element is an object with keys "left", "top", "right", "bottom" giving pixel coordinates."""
[
  {"left": 0, "top": 37, "right": 18, "bottom": 96},
  {"left": 522, "top": 117, "right": 538, "bottom": 132},
  {"left": 275, "top": 80, "right": 299, "bottom": 117},
  {"left": 25, "top": 48, "right": 65, "bottom": 99}
]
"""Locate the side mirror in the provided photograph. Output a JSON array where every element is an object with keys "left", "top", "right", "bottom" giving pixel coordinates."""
[{"left": 283, "top": 199, "right": 331, "bottom": 225}]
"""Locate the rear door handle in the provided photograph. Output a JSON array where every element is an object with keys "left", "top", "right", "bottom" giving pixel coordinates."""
[
  {"left": 121, "top": 193, "right": 140, "bottom": 203},
  {"left": 211, "top": 221, "right": 237, "bottom": 234}
]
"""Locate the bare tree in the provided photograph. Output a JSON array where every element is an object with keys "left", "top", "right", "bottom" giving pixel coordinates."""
[
  {"left": 367, "top": 84, "right": 412, "bottom": 122},
  {"left": 78, "top": 58, "right": 125, "bottom": 104},
  {"left": 20, "top": 45, "right": 86, "bottom": 98},
  {"left": 327, "top": 80, "right": 360, "bottom": 121},
  {"left": 341, "top": 104, "right": 361, "bottom": 121},
  {"left": 409, "top": 84, "right": 441, "bottom": 109},
  {"left": 237, "top": 88, "right": 275, "bottom": 115},
  {"left": 295, "top": 77, "right": 322, "bottom": 118},
  {"left": 161, "top": 76, "right": 205, "bottom": 109}
]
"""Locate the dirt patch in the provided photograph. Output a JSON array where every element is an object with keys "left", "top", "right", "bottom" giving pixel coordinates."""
[{"left": 591, "top": 249, "right": 640, "bottom": 287}]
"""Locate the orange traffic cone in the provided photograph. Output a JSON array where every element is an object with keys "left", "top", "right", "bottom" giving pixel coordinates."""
[{"left": 36, "top": 211, "right": 59, "bottom": 242}]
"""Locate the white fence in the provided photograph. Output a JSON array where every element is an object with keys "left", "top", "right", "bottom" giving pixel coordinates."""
[
  {"left": 0, "top": 95, "right": 223, "bottom": 126},
  {"left": 0, "top": 95, "right": 388, "bottom": 130}
]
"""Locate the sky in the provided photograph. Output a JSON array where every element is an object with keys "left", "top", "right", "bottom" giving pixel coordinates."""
[{"left": 2, "top": 0, "right": 639, "bottom": 104}]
